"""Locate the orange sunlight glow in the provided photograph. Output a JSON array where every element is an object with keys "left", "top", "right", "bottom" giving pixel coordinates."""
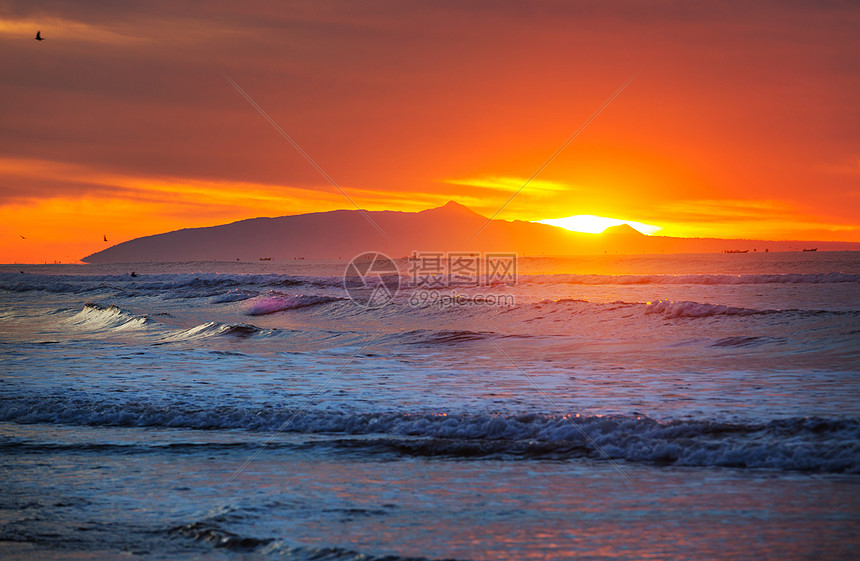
[
  {"left": 2, "top": 2, "right": 859, "bottom": 262},
  {"left": 0, "top": 157, "right": 454, "bottom": 263},
  {"left": 536, "top": 215, "right": 662, "bottom": 235}
]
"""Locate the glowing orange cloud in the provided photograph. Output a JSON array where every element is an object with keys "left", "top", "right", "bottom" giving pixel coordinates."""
[
  {"left": 0, "top": 2, "right": 858, "bottom": 262},
  {"left": 0, "top": 158, "right": 454, "bottom": 263}
]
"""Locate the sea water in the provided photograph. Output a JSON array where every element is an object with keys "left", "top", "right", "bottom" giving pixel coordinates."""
[{"left": 1, "top": 252, "right": 858, "bottom": 560}]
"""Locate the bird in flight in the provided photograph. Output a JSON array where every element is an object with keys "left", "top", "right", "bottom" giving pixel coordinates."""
[
  {"left": 35, "top": 31, "right": 44, "bottom": 41},
  {"left": 103, "top": 234, "right": 108, "bottom": 242},
  {"left": 20, "top": 235, "right": 26, "bottom": 239}
]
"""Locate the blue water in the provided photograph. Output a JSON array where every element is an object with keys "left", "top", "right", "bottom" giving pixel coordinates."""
[{"left": 1, "top": 253, "right": 859, "bottom": 560}]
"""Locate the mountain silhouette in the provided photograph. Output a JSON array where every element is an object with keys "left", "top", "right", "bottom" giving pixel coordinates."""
[
  {"left": 82, "top": 201, "right": 860, "bottom": 263},
  {"left": 84, "top": 201, "right": 583, "bottom": 262},
  {"left": 602, "top": 223, "right": 645, "bottom": 237}
]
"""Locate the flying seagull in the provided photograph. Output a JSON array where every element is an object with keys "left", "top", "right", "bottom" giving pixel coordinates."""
[
  {"left": 35, "top": 31, "right": 44, "bottom": 41},
  {"left": 20, "top": 235, "right": 26, "bottom": 239},
  {"left": 103, "top": 234, "right": 108, "bottom": 242}
]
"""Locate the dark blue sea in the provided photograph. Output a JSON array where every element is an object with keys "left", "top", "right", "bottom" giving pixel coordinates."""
[{"left": 1, "top": 252, "right": 858, "bottom": 560}]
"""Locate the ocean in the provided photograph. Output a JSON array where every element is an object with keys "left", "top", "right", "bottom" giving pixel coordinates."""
[{"left": 1, "top": 252, "right": 858, "bottom": 560}]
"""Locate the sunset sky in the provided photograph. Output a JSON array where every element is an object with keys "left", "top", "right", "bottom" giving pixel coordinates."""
[{"left": 1, "top": 1, "right": 858, "bottom": 262}]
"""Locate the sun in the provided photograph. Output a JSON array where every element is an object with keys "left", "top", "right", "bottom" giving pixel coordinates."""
[{"left": 536, "top": 215, "right": 661, "bottom": 235}]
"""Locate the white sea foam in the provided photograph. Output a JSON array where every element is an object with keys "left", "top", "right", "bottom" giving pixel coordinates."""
[{"left": 69, "top": 303, "right": 153, "bottom": 331}]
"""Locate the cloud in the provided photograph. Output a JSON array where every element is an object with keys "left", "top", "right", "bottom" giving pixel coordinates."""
[
  {"left": 1, "top": 0, "right": 859, "bottom": 261},
  {"left": 641, "top": 198, "right": 859, "bottom": 240},
  {"left": 444, "top": 176, "right": 574, "bottom": 194}
]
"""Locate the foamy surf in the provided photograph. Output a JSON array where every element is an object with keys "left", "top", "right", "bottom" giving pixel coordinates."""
[{"left": 2, "top": 397, "right": 856, "bottom": 473}]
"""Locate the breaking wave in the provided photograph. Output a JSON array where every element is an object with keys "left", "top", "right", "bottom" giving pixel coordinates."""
[
  {"left": 69, "top": 302, "right": 153, "bottom": 331},
  {"left": 67, "top": 303, "right": 274, "bottom": 341},
  {"left": 158, "top": 321, "right": 270, "bottom": 342},
  {"left": 528, "top": 272, "right": 860, "bottom": 286},
  {"left": 531, "top": 298, "right": 858, "bottom": 320},
  {"left": 244, "top": 293, "right": 344, "bottom": 315},
  {"left": 644, "top": 300, "right": 759, "bottom": 319},
  {"left": 532, "top": 298, "right": 764, "bottom": 318},
  {"left": 6, "top": 270, "right": 857, "bottom": 297},
  {"left": 2, "top": 397, "right": 857, "bottom": 473},
  {"left": 168, "top": 520, "right": 444, "bottom": 559},
  {"left": 168, "top": 521, "right": 273, "bottom": 551},
  {"left": 405, "top": 329, "right": 493, "bottom": 345},
  {"left": 0, "top": 272, "right": 341, "bottom": 299}
]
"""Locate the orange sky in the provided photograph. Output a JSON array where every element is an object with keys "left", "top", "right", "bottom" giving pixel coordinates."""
[{"left": 1, "top": 1, "right": 859, "bottom": 263}]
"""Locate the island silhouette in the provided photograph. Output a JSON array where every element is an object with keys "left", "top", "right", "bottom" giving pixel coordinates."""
[{"left": 82, "top": 201, "right": 859, "bottom": 263}]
